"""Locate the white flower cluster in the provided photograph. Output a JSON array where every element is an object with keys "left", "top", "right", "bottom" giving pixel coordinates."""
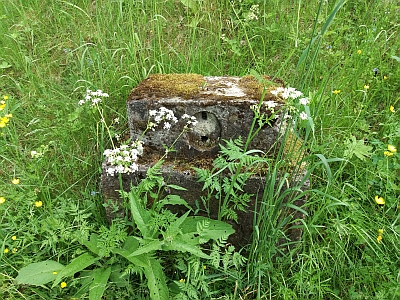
[
  {"left": 148, "top": 107, "right": 178, "bottom": 131},
  {"left": 181, "top": 114, "right": 198, "bottom": 127},
  {"left": 271, "top": 87, "right": 304, "bottom": 100},
  {"left": 147, "top": 107, "right": 198, "bottom": 131},
  {"left": 78, "top": 89, "right": 109, "bottom": 106},
  {"left": 103, "top": 141, "right": 143, "bottom": 176},
  {"left": 271, "top": 87, "right": 310, "bottom": 121},
  {"left": 245, "top": 4, "right": 259, "bottom": 21}
]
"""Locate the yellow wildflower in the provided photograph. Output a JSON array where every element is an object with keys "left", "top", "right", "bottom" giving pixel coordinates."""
[
  {"left": 0, "top": 116, "right": 10, "bottom": 127},
  {"left": 11, "top": 236, "right": 16, "bottom": 241},
  {"left": 378, "top": 229, "right": 384, "bottom": 235},
  {"left": 53, "top": 271, "right": 58, "bottom": 275},
  {"left": 377, "top": 235, "right": 382, "bottom": 243},
  {"left": 383, "top": 75, "right": 388, "bottom": 80},
  {"left": 12, "top": 248, "right": 17, "bottom": 254},
  {"left": 384, "top": 151, "right": 394, "bottom": 157},
  {"left": 3, "top": 95, "right": 8, "bottom": 100},
  {"left": 179, "top": 279, "right": 185, "bottom": 283},
  {"left": 387, "top": 144, "right": 397, "bottom": 153},
  {"left": 60, "top": 282, "right": 67, "bottom": 288},
  {"left": 390, "top": 106, "right": 395, "bottom": 113},
  {"left": 357, "top": 49, "right": 362, "bottom": 54},
  {"left": 4, "top": 248, "right": 9, "bottom": 253},
  {"left": 333, "top": 90, "right": 341, "bottom": 95},
  {"left": 0, "top": 196, "right": 5, "bottom": 204},
  {"left": 0, "top": 101, "right": 6, "bottom": 111},
  {"left": 12, "top": 178, "right": 20, "bottom": 185},
  {"left": 364, "top": 85, "right": 369, "bottom": 90},
  {"left": 375, "top": 195, "right": 385, "bottom": 205},
  {"left": 35, "top": 201, "right": 43, "bottom": 208}
]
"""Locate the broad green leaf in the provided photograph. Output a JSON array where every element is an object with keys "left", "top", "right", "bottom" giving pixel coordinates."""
[
  {"left": 122, "top": 236, "right": 140, "bottom": 252},
  {"left": 142, "top": 257, "right": 169, "bottom": 300},
  {"left": 0, "top": 61, "right": 12, "bottom": 69},
  {"left": 156, "top": 195, "right": 192, "bottom": 211},
  {"left": 114, "top": 248, "right": 147, "bottom": 268},
  {"left": 89, "top": 267, "right": 112, "bottom": 300},
  {"left": 344, "top": 136, "right": 372, "bottom": 161},
  {"left": 129, "top": 191, "right": 151, "bottom": 238},
  {"left": 163, "top": 237, "right": 210, "bottom": 259},
  {"left": 82, "top": 234, "right": 100, "bottom": 255},
  {"left": 52, "top": 253, "right": 97, "bottom": 288},
  {"left": 180, "top": 0, "right": 199, "bottom": 12},
  {"left": 166, "top": 184, "right": 187, "bottom": 191},
  {"left": 391, "top": 55, "right": 400, "bottom": 62},
  {"left": 127, "top": 240, "right": 162, "bottom": 257},
  {"left": 16, "top": 261, "right": 64, "bottom": 286},
  {"left": 181, "top": 216, "right": 235, "bottom": 242}
]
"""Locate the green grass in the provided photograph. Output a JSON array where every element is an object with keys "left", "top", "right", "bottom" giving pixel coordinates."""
[{"left": 1, "top": 0, "right": 399, "bottom": 299}]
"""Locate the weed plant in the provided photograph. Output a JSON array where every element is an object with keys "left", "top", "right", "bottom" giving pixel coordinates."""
[{"left": 1, "top": 0, "right": 399, "bottom": 299}]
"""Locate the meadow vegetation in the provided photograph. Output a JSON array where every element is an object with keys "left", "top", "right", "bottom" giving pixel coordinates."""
[{"left": 0, "top": 0, "right": 399, "bottom": 299}]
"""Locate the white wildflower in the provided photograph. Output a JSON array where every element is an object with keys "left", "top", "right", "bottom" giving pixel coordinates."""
[
  {"left": 106, "top": 167, "right": 115, "bottom": 176},
  {"left": 299, "top": 97, "right": 310, "bottom": 105},
  {"left": 299, "top": 111, "right": 308, "bottom": 120},
  {"left": 264, "top": 101, "right": 278, "bottom": 109},
  {"left": 163, "top": 122, "right": 172, "bottom": 130},
  {"left": 103, "top": 141, "right": 143, "bottom": 176}
]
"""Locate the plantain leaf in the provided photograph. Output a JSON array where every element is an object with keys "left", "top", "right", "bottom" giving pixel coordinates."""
[{"left": 16, "top": 260, "right": 64, "bottom": 286}]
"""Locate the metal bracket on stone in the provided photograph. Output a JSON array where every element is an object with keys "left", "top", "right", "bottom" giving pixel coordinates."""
[{"left": 101, "top": 74, "right": 307, "bottom": 248}]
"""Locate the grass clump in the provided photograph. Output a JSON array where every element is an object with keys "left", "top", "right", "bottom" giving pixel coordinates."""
[{"left": 1, "top": 0, "right": 399, "bottom": 299}]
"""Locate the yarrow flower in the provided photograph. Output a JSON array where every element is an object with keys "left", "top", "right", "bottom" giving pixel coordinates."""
[
  {"left": 374, "top": 195, "right": 385, "bottom": 205},
  {"left": 78, "top": 89, "right": 109, "bottom": 106},
  {"left": 104, "top": 141, "right": 144, "bottom": 176}
]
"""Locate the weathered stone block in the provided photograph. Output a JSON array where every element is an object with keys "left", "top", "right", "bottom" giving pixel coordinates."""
[{"left": 102, "top": 74, "right": 307, "bottom": 248}]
